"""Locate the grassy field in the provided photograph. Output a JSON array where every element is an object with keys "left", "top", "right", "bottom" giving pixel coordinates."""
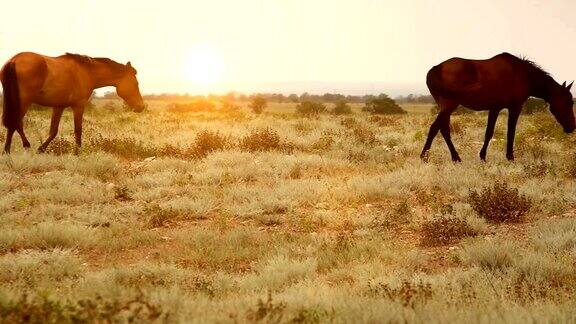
[{"left": 1, "top": 99, "right": 576, "bottom": 323}]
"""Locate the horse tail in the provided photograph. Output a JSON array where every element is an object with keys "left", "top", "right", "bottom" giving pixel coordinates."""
[{"left": 1, "top": 62, "right": 22, "bottom": 130}]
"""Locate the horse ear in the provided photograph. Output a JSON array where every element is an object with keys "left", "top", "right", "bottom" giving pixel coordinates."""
[
  {"left": 562, "top": 81, "right": 567, "bottom": 87},
  {"left": 126, "top": 61, "right": 132, "bottom": 68},
  {"left": 568, "top": 81, "right": 574, "bottom": 91}
]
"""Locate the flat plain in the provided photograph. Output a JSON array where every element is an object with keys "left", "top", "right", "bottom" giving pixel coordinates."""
[{"left": 1, "top": 99, "right": 575, "bottom": 323}]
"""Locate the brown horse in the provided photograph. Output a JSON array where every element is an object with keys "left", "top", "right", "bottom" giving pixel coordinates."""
[
  {"left": 1, "top": 52, "right": 145, "bottom": 154},
  {"left": 421, "top": 52, "right": 575, "bottom": 161}
]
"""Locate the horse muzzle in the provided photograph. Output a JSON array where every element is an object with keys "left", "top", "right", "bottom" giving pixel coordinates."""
[{"left": 132, "top": 103, "right": 146, "bottom": 113}]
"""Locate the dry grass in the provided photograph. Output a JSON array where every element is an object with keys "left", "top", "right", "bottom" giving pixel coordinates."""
[{"left": 0, "top": 99, "right": 575, "bottom": 322}]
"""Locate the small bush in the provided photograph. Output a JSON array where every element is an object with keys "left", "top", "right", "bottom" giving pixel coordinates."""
[
  {"left": 331, "top": 101, "right": 352, "bottom": 115},
  {"left": 188, "top": 130, "right": 229, "bottom": 159},
  {"left": 363, "top": 96, "right": 406, "bottom": 115},
  {"left": 249, "top": 96, "right": 267, "bottom": 114},
  {"left": 421, "top": 216, "right": 477, "bottom": 246},
  {"left": 89, "top": 135, "right": 156, "bottom": 159},
  {"left": 240, "top": 127, "right": 290, "bottom": 152},
  {"left": 468, "top": 182, "right": 531, "bottom": 223},
  {"left": 46, "top": 137, "right": 76, "bottom": 155},
  {"left": 144, "top": 204, "right": 179, "bottom": 228},
  {"left": 351, "top": 125, "right": 378, "bottom": 145},
  {"left": 296, "top": 101, "right": 326, "bottom": 117},
  {"left": 522, "top": 97, "right": 548, "bottom": 115}
]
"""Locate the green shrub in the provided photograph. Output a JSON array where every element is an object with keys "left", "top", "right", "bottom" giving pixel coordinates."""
[
  {"left": 296, "top": 101, "right": 327, "bottom": 117},
  {"left": 468, "top": 182, "right": 531, "bottom": 223},
  {"left": 363, "top": 95, "right": 406, "bottom": 115},
  {"left": 331, "top": 101, "right": 352, "bottom": 115}
]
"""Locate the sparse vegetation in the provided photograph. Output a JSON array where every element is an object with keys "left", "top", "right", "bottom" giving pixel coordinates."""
[{"left": 0, "top": 98, "right": 574, "bottom": 322}]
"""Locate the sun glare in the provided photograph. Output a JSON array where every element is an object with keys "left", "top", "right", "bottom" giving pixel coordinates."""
[{"left": 184, "top": 44, "right": 224, "bottom": 87}]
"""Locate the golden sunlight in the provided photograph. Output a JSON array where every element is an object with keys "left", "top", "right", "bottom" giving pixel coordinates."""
[{"left": 183, "top": 44, "right": 224, "bottom": 87}]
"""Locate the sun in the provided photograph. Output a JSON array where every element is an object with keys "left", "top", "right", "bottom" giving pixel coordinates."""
[{"left": 183, "top": 44, "right": 224, "bottom": 86}]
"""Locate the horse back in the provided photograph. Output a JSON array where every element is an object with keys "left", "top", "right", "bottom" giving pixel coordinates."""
[{"left": 427, "top": 53, "right": 529, "bottom": 109}]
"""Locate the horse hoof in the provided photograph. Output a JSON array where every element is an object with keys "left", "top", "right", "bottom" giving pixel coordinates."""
[
  {"left": 420, "top": 153, "right": 430, "bottom": 163},
  {"left": 452, "top": 157, "right": 462, "bottom": 163}
]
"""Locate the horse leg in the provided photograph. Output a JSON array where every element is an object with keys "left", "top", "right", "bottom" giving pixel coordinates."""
[
  {"left": 3, "top": 128, "right": 16, "bottom": 154},
  {"left": 38, "top": 107, "right": 64, "bottom": 153},
  {"left": 479, "top": 109, "right": 500, "bottom": 161},
  {"left": 421, "top": 99, "right": 457, "bottom": 161},
  {"left": 17, "top": 128, "right": 31, "bottom": 149},
  {"left": 420, "top": 115, "right": 443, "bottom": 160},
  {"left": 440, "top": 113, "right": 461, "bottom": 162},
  {"left": 506, "top": 107, "right": 521, "bottom": 161},
  {"left": 72, "top": 106, "right": 85, "bottom": 155}
]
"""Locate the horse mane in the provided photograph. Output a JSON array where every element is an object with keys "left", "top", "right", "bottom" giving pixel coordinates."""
[
  {"left": 64, "top": 53, "right": 132, "bottom": 74},
  {"left": 516, "top": 54, "right": 551, "bottom": 78}
]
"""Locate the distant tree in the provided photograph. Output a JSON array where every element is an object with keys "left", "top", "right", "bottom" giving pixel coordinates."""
[
  {"left": 250, "top": 96, "right": 267, "bottom": 114},
  {"left": 363, "top": 94, "right": 406, "bottom": 114},
  {"left": 288, "top": 94, "right": 299, "bottom": 103},
  {"left": 331, "top": 100, "right": 352, "bottom": 115}
]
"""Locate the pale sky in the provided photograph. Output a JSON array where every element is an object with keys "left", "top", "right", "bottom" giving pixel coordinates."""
[{"left": 1, "top": 0, "right": 575, "bottom": 95}]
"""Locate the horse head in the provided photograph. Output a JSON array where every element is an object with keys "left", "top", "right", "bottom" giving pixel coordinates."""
[
  {"left": 116, "top": 62, "right": 145, "bottom": 112},
  {"left": 549, "top": 81, "right": 575, "bottom": 133}
]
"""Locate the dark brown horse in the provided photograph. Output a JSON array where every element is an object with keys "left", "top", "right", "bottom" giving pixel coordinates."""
[
  {"left": 1, "top": 52, "right": 145, "bottom": 154},
  {"left": 421, "top": 52, "right": 575, "bottom": 161}
]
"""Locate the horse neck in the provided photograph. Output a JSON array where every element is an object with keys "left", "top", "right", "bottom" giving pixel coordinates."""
[
  {"left": 86, "top": 63, "right": 125, "bottom": 89},
  {"left": 528, "top": 71, "right": 557, "bottom": 102}
]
